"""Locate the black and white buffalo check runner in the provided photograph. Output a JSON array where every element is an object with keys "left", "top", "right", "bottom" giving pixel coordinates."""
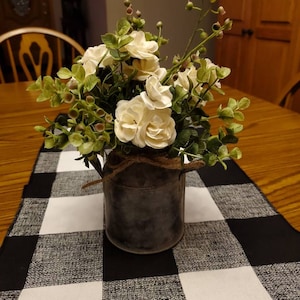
[{"left": 0, "top": 146, "right": 299, "bottom": 299}]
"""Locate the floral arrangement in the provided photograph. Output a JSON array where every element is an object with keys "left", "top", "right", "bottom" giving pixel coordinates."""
[{"left": 28, "top": 0, "right": 250, "bottom": 177}]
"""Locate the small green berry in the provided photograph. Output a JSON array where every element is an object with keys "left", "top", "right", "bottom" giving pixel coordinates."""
[
  {"left": 124, "top": 0, "right": 131, "bottom": 7},
  {"left": 185, "top": 1, "right": 194, "bottom": 11}
]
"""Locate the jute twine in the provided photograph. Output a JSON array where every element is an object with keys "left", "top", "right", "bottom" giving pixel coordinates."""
[{"left": 82, "top": 151, "right": 205, "bottom": 189}]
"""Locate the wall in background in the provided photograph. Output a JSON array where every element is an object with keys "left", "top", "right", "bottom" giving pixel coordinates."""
[
  {"left": 51, "top": 0, "right": 107, "bottom": 47},
  {"left": 52, "top": 0, "right": 62, "bottom": 32},
  {"left": 83, "top": 0, "right": 107, "bottom": 46},
  {"left": 52, "top": 0, "right": 216, "bottom": 60}
]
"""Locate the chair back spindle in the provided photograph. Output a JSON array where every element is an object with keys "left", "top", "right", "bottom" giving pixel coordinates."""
[
  {"left": 276, "top": 73, "right": 300, "bottom": 113},
  {"left": 0, "top": 27, "right": 85, "bottom": 83}
]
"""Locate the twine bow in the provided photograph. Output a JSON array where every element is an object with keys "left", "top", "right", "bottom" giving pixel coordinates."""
[{"left": 83, "top": 151, "right": 205, "bottom": 189}]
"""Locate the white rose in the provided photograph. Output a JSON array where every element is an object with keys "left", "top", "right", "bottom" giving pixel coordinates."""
[
  {"left": 123, "top": 57, "right": 166, "bottom": 81},
  {"left": 154, "top": 67, "right": 167, "bottom": 81},
  {"left": 78, "top": 44, "right": 113, "bottom": 76},
  {"left": 114, "top": 96, "right": 176, "bottom": 149},
  {"left": 125, "top": 31, "right": 158, "bottom": 59},
  {"left": 114, "top": 97, "right": 144, "bottom": 143},
  {"left": 174, "top": 65, "right": 202, "bottom": 95},
  {"left": 139, "top": 108, "right": 176, "bottom": 149},
  {"left": 140, "top": 76, "right": 172, "bottom": 110}
]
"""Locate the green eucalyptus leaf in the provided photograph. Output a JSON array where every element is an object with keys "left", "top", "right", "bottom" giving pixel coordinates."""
[
  {"left": 57, "top": 133, "right": 69, "bottom": 148},
  {"left": 57, "top": 67, "right": 73, "bottom": 79},
  {"left": 44, "top": 135, "right": 56, "bottom": 149},
  {"left": 172, "top": 85, "right": 188, "bottom": 114},
  {"left": 43, "top": 76, "right": 55, "bottom": 86},
  {"left": 197, "top": 67, "right": 210, "bottom": 83},
  {"left": 190, "top": 142, "right": 199, "bottom": 154},
  {"left": 219, "top": 107, "right": 234, "bottom": 119},
  {"left": 227, "top": 98, "right": 237, "bottom": 109},
  {"left": 186, "top": 142, "right": 199, "bottom": 160},
  {"left": 54, "top": 77, "right": 66, "bottom": 90},
  {"left": 218, "top": 144, "right": 229, "bottom": 157},
  {"left": 199, "top": 120, "right": 211, "bottom": 130},
  {"left": 101, "top": 33, "right": 118, "bottom": 49},
  {"left": 238, "top": 97, "right": 251, "bottom": 110},
  {"left": 117, "top": 18, "right": 132, "bottom": 36},
  {"left": 36, "top": 91, "right": 52, "bottom": 102},
  {"left": 227, "top": 123, "right": 244, "bottom": 134},
  {"left": 206, "top": 135, "right": 222, "bottom": 153},
  {"left": 50, "top": 94, "right": 62, "bottom": 107},
  {"left": 109, "top": 49, "right": 130, "bottom": 61},
  {"left": 221, "top": 134, "right": 238, "bottom": 144},
  {"left": 176, "top": 129, "right": 192, "bottom": 146},
  {"left": 204, "top": 153, "right": 218, "bottom": 166},
  {"left": 218, "top": 127, "right": 226, "bottom": 140},
  {"left": 79, "top": 141, "right": 94, "bottom": 155},
  {"left": 118, "top": 35, "right": 134, "bottom": 48},
  {"left": 216, "top": 66, "right": 231, "bottom": 79},
  {"left": 230, "top": 147, "right": 242, "bottom": 159},
  {"left": 69, "top": 132, "right": 83, "bottom": 147},
  {"left": 198, "top": 140, "right": 206, "bottom": 151},
  {"left": 34, "top": 125, "right": 46, "bottom": 132},
  {"left": 92, "top": 140, "right": 105, "bottom": 152},
  {"left": 84, "top": 74, "right": 100, "bottom": 92},
  {"left": 71, "top": 64, "right": 85, "bottom": 82},
  {"left": 26, "top": 76, "right": 42, "bottom": 91},
  {"left": 234, "top": 111, "right": 245, "bottom": 121}
]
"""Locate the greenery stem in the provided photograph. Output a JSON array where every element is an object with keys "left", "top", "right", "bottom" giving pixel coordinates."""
[
  {"left": 162, "top": 24, "right": 226, "bottom": 85},
  {"left": 183, "top": 8, "right": 210, "bottom": 57}
]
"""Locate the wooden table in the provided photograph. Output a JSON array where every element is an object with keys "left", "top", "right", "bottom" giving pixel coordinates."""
[{"left": 0, "top": 82, "right": 299, "bottom": 246}]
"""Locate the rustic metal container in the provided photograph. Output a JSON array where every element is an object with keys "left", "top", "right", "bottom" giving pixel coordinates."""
[{"left": 103, "top": 152, "right": 185, "bottom": 254}]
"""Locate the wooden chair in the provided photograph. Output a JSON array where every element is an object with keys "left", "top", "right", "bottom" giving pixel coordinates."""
[
  {"left": 275, "top": 72, "right": 300, "bottom": 112},
  {"left": 0, "top": 27, "right": 85, "bottom": 83}
]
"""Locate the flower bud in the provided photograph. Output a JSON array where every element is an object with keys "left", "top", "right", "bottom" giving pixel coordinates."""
[
  {"left": 199, "top": 31, "right": 208, "bottom": 39},
  {"left": 95, "top": 123, "right": 105, "bottom": 132},
  {"left": 126, "top": 5, "right": 133, "bottom": 15},
  {"left": 224, "top": 18, "right": 233, "bottom": 30},
  {"left": 156, "top": 21, "right": 163, "bottom": 29},
  {"left": 67, "top": 78, "right": 78, "bottom": 89},
  {"left": 123, "top": 0, "right": 131, "bottom": 7},
  {"left": 179, "top": 66, "right": 186, "bottom": 72},
  {"left": 172, "top": 55, "right": 180, "bottom": 65},
  {"left": 86, "top": 95, "right": 95, "bottom": 104},
  {"left": 136, "top": 10, "right": 142, "bottom": 17},
  {"left": 185, "top": 1, "right": 194, "bottom": 10},
  {"left": 218, "top": 6, "right": 226, "bottom": 15},
  {"left": 105, "top": 114, "right": 113, "bottom": 123},
  {"left": 96, "top": 108, "right": 106, "bottom": 117},
  {"left": 216, "top": 31, "right": 224, "bottom": 39},
  {"left": 63, "top": 93, "right": 75, "bottom": 103},
  {"left": 212, "top": 21, "right": 221, "bottom": 32},
  {"left": 68, "top": 108, "right": 79, "bottom": 119},
  {"left": 191, "top": 53, "right": 197, "bottom": 60},
  {"left": 198, "top": 46, "right": 206, "bottom": 54},
  {"left": 160, "top": 37, "right": 168, "bottom": 45}
]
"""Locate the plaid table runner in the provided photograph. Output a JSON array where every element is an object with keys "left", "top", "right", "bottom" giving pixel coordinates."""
[{"left": 0, "top": 146, "right": 299, "bottom": 300}]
